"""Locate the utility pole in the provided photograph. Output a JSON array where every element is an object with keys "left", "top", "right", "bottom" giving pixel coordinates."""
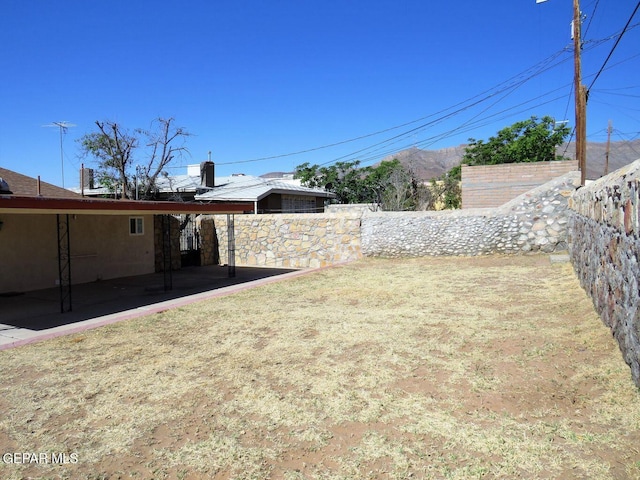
[
  {"left": 573, "top": 0, "right": 587, "bottom": 185},
  {"left": 604, "top": 120, "right": 612, "bottom": 176},
  {"left": 537, "top": 0, "right": 587, "bottom": 185}
]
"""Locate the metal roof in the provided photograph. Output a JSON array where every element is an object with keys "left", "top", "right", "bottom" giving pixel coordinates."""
[{"left": 194, "top": 175, "right": 335, "bottom": 202}]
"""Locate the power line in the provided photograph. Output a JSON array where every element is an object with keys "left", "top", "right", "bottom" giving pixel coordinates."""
[
  {"left": 582, "top": 0, "right": 601, "bottom": 39},
  {"left": 212, "top": 24, "right": 636, "bottom": 173},
  {"left": 587, "top": 2, "right": 640, "bottom": 93},
  {"left": 215, "top": 45, "right": 575, "bottom": 167}
]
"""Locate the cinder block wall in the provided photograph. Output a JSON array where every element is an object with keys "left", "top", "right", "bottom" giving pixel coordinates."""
[
  {"left": 462, "top": 160, "right": 578, "bottom": 208},
  {"left": 568, "top": 159, "right": 640, "bottom": 387}
]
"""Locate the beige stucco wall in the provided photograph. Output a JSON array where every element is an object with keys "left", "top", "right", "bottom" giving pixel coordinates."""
[
  {"left": 0, "top": 214, "right": 58, "bottom": 292},
  {"left": 0, "top": 214, "right": 155, "bottom": 293}
]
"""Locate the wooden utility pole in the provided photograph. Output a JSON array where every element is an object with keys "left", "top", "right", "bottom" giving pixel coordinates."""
[
  {"left": 604, "top": 120, "right": 612, "bottom": 176},
  {"left": 573, "top": 0, "right": 588, "bottom": 185}
]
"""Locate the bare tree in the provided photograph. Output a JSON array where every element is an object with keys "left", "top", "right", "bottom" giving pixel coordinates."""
[
  {"left": 137, "top": 118, "right": 191, "bottom": 200},
  {"left": 78, "top": 117, "right": 190, "bottom": 199}
]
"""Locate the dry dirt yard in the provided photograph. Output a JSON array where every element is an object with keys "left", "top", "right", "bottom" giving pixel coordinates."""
[{"left": 1, "top": 255, "right": 639, "bottom": 480}]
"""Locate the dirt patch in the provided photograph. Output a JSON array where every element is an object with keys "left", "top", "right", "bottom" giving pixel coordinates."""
[{"left": 1, "top": 255, "right": 639, "bottom": 479}]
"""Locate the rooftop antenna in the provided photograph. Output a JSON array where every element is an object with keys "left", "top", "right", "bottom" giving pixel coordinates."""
[{"left": 43, "top": 121, "right": 76, "bottom": 188}]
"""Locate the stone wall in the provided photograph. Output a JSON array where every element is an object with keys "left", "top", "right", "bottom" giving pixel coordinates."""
[
  {"left": 205, "top": 172, "right": 579, "bottom": 266},
  {"left": 462, "top": 160, "right": 579, "bottom": 208},
  {"left": 568, "top": 159, "right": 640, "bottom": 387},
  {"left": 362, "top": 171, "right": 580, "bottom": 256},
  {"left": 208, "top": 213, "right": 363, "bottom": 268},
  {"left": 153, "top": 215, "right": 181, "bottom": 272},
  {"left": 325, "top": 203, "right": 381, "bottom": 214},
  {"left": 198, "top": 217, "right": 219, "bottom": 266}
]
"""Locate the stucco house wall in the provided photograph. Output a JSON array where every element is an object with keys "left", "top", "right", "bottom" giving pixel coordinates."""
[{"left": 0, "top": 213, "right": 155, "bottom": 293}]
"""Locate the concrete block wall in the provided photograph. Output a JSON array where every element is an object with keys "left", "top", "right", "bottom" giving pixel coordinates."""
[
  {"left": 568, "top": 159, "right": 640, "bottom": 387},
  {"left": 462, "top": 160, "right": 578, "bottom": 208}
]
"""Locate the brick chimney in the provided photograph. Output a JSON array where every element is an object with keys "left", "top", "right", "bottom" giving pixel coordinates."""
[
  {"left": 201, "top": 161, "right": 215, "bottom": 188},
  {"left": 80, "top": 168, "right": 94, "bottom": 189}
]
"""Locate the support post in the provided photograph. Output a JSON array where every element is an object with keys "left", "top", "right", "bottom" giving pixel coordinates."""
[
  {"left": 227, "top": 213, "right": 236, "bottom": 278},
  {"left": 56, "top": 214, "right": 72, "bottom": 313},
  {"left": 162, "top": 215, "right": 173, "bottom": 291}
]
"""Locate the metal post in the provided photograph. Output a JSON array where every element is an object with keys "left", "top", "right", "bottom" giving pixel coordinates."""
[
  {"left": 162, "top": 215, "right": 173, "bottom": 291},
  {"left": 56, "top": 214, "right": 72, "bottom": 313}
]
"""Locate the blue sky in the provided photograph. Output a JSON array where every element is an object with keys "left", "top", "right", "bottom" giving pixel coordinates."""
[{"left": 1, "top": 0, "right": 638, "bottom": 188}]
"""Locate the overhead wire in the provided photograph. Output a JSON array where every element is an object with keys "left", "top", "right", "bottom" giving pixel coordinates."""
[
  {"left": 587, "top": 2, "right": 640, "bottom": 92},
  {"left": 214, "top": 21, "right": 638, "bottom": 173},
  {"left": 214, "top": 45, "right": 575, "bottom": 167}
]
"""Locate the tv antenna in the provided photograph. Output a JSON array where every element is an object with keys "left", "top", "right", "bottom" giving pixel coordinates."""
[{"left": 43, "top": 121, "right": 76, "bottom": 188}]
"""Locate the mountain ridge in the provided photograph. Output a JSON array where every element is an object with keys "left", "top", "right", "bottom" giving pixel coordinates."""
[
  {"left": 381, "top": 140, "right": 640, "bottom": 181},
  {"left": 262, "top": 140, "right": 640, "bottom": 182}
]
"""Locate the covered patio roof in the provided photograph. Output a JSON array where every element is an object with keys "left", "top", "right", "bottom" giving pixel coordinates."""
[{"left": 0, "top": 195, "right": 252, "bottom": 215}]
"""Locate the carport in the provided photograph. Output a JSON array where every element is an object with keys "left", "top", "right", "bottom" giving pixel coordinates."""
[{"left": 0, "top": 195, "right": 252, "bottom": 316}]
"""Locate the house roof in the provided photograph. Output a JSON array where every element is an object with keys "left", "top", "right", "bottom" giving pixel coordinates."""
[
  {"left": 194, "top": 175, "right": 335, "bottom": 202},
  {"left": 0, "top": 168, "right": 80, "bottom": 198}
]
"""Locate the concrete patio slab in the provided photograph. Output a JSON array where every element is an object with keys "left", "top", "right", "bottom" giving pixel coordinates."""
[{"left": 0, "top": 265, "right": 310, "bottom": 350}]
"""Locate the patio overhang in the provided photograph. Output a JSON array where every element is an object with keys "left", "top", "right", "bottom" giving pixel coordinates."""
[{"left": 0, "top": 195, "right": 252, "bottom": 215}]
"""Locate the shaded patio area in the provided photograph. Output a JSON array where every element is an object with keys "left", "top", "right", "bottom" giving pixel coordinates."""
[{"left": 0, "top": 265, "right": 297, "bottom": 331}]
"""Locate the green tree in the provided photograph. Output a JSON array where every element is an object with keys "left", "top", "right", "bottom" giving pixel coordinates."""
[
  {"left": 79, "top": 121, "right": 138, "bottom": 198},
  {"left": 441, "top": 116, "right": 571, "bottom": 208},
  {"left": 295, "top": 158, "right": 428, "bottom": 210},
  {"left": 461, "top": 116, "right": 570, "bottom": 168},
  {"left": 295, "top": 160, "right": 374, "bottom": 204}
]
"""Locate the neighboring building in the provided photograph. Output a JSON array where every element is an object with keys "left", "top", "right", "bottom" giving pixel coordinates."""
[
  {"left": 72, "top": 163, "right": 335, "bottom": 212},
  {"left": 194, "top": 172, "right": 335, "bottom": 213}
]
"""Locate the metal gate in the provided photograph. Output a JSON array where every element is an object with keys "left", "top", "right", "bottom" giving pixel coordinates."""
[{"left": 179, "top": 215, "right": 201, "bottom": 267}]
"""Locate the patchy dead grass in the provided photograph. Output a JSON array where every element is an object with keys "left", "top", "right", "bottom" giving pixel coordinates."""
[{"left": 0, "top": 255, "right": 639, "bottom": 479}]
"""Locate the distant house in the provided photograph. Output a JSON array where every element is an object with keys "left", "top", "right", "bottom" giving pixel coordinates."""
[
  {"left": 193, "top": 172, "right": 335, "bottom": 213},
  {"left": 72, "top": 163, "right": 334, "bottom": 212}
]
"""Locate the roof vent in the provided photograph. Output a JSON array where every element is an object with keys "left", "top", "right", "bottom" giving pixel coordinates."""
[{"left": 0, "top": 177, "right": 12, "bottom": 195}]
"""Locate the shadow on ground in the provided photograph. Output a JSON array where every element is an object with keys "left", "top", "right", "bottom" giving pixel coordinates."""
[{"left": 0, "top": 266, "right": 297, "bottom": 330}]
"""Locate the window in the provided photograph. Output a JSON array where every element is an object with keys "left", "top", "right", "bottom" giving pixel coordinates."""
[
  {"left": 282, "top": 195, "right": 317, "bottom": 213},
  {"left": 129, "top": 217, "right": 144, "bottom": 235}
]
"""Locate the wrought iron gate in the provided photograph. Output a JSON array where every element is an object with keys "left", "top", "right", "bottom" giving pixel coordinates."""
[{"left": 179, "top": 215, "right": 201, "bottom": 267}]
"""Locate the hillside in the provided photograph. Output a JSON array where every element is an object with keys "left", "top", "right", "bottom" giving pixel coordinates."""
[
  {"left": 263, "top": 140, "right": 640, "bottom": 182},
  {"left": 383, "top": 140, "right": 640, "bottom": 181}
]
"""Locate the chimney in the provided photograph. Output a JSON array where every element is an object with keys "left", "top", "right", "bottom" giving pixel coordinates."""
[
  {"left": 0, "top": 178, "right": 12, "bottom": 195},
  {"left": 80, "top": 167, "right": 95, "bottom": 189},
  {"left": 200, "top": 161, "right": 215, "bottom": 188}
]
